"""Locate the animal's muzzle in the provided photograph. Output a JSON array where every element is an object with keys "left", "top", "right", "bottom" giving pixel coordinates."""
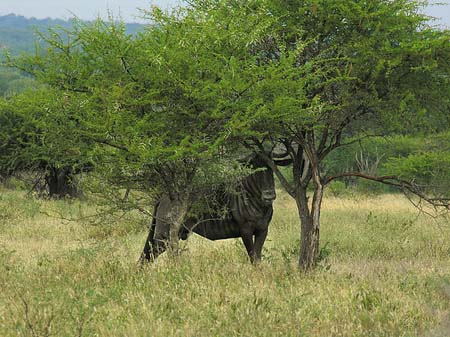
[{"left": 261, "top": 190, "right": 276, "bottom": 204}]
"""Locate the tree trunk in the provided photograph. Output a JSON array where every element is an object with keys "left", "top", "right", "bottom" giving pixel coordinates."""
[
  {"left": 166, "top": 198, "right": 189, "bottom": 257},
  {"left": 45, "top": 167, "right": 79, "bottom": 199},
  {"left": 295, "top": 176, "right": 323, "bottom": 271},
  {"left": 258, "top": 137, "right": 324, "bottom": 271}
]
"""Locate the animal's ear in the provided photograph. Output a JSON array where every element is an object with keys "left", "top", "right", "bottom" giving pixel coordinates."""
[{"left": 273, "top": 158, "right": 292, "bottom": 166}]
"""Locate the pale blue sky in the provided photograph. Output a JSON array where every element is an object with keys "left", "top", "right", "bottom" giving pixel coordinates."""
[
  {"left": 0, "top": 0, "right": 449, "bottom": 26},
  {"left": 0, "top": 0, "right": 182, "bottom": 23}
]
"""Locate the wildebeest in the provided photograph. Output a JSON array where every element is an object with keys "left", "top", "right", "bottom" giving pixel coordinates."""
[{"left": 140, "top": 154, "right": 277, "bottom": 263}]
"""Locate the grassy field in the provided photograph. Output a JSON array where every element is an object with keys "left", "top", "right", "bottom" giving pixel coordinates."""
[{"left": 0, "top": 187, "right": 449, "bottom": 337}]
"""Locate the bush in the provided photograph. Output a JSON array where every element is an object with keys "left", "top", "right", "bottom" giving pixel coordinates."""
[
  {"left": 326, "top": 181, "right": 349, "bottom": 197},
  {"left": 323, "top": 132, "right": 450, "bottom": 194}
]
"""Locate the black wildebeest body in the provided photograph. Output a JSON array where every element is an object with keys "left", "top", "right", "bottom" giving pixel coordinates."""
[{"left": 141, "top": 155, "right": 276, "bottom": 263}]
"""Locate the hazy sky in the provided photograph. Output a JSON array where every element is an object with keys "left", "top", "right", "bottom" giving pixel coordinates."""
[
  {"left": 0, "top": 0, "right": 449, "bottom": 26},
  {"left": 0, "top": 0, "right": 182, "bottom": 23}
]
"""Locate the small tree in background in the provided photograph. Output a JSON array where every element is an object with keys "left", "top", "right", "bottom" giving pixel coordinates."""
[
  {"left": 382, "top": 132, "right": 450, "bottom": 199},
  {"left": 0, "top": 88, "right": 92, "bottom": 197}
]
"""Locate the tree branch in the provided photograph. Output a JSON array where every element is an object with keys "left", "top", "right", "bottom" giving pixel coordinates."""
[
  {"left": 92, "top": 138, "right": 130, "bottom": 152},
  {"left": 120, "top": 56, "right": 138, "bottom": 82}
]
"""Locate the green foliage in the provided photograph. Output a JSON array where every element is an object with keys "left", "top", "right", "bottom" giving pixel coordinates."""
[
  {"left": 384, "top": 151, "right": 450, "bottom": 194},
  {"left": 5, "top": 1, "right": 448, "bottom": 198},
  {"left": 0, "top": 14, "right": 142, "bottom": 100},
  {"left": 324, "top": 132, "right": 450, "bottom": 194},
  {"left": 0, "top": 88, "right": 92, "bottom": 176},
  {"left": 385, "top": 151, "right": 450, "bottom": 179},
  {"left": 233, "top": 0, "right": 450, "bottom": 136},
  {"left": 4, "top": 6, "right": 279, "bottom": 206},
  {"left": 326, "top": 181, "right": 349, "bottom": 197},
  {"left": 325, "top": 136, "right": 423, "bottom": 178}
]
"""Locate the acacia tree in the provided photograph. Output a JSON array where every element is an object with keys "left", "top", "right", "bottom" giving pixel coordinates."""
[
  {"left": 0, "top": 88, "right": 91, "bottom": 197},
  {"left": 5, "top": 11, "right": 274, "bottom": 252},
  {"left": 174, "top": 0, "right": 450, "bottom": 270},
  {"left": 241, "top": 0, "right": 450, "bottom": 269}
]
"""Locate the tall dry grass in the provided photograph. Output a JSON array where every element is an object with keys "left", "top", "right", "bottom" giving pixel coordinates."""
[{"left": 0, "top": 187, "right": 449, "bottom": 336}]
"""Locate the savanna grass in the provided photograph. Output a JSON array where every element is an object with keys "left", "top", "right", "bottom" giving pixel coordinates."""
[{"left": 0, "top": 187, "right": 449, "bottom": 336}]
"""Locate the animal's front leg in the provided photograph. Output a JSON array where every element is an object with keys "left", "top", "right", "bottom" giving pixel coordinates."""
[
  {"left": 241, "top": 227, "right": 256, "bottom": 263},
  {"left": 253, "top": 228, "right": 268, "bottom": 262}
]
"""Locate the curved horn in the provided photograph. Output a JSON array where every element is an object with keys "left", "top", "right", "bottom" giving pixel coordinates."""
[
  {"left": 273, "top": 158, "right": 292, "bottom": 166},
  {"left": 271, "top": 142, "right": 290, "bottom": 159}
]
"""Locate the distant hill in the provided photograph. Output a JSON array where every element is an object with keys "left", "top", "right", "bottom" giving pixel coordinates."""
[{"left": 0, "top": 13, "right": 144, "bottom": 56}]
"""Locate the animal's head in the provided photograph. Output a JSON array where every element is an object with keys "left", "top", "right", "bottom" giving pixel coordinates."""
[
  {"left": 244, "top": 154, "right": 276, "bottom": 206},
  {"left": 240, "top": 143, "right": 293, "bottom": 206}
]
